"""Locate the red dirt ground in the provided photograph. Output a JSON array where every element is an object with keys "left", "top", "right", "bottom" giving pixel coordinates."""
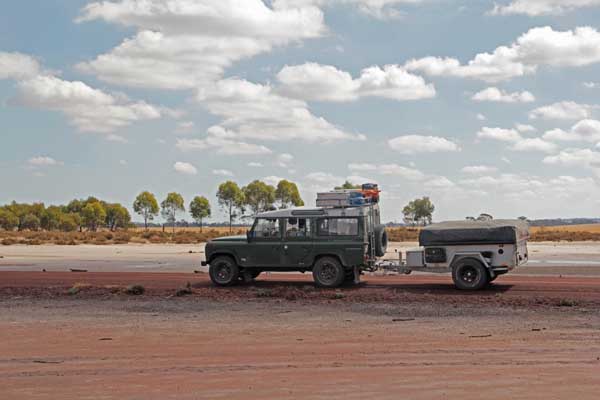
[{"left": 2, "top": 272, "right": 600, "bottom": 399}]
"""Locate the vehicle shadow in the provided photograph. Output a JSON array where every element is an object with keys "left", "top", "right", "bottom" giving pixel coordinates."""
[{"left": 193, "top": 279, "right": 514, "bottom": 294}]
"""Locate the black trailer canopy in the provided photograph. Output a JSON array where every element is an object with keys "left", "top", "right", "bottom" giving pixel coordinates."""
[{"left": 419, "top": 220, "right": 529, "bottom": 246}]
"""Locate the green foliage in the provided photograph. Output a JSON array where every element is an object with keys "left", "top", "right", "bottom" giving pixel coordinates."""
[
  {"left": 335, "top": 181, "right": 361, "bottom": 190},
  {"left": 40, "top": 206, "right": 63, "bottom": 231},
  {"left": 21, "top": 214, "right": 41, "bottom": 231},
  {"left": 59, "top": 213, "right": 80, "bottom": 232},
  {"left": 161, "top": 192, "right": 185, "bottom": 232},
  {"left": 275, "top": 180, "right": 304, "bottom": 209},
  {"left": 6, "top": 202, "right": 45, "bottom": 230},
  {"left": 105, "top": 203, "right": 131, "bottom": 231},
  {"left": 217, "top": 181, "right": 245, "bottom": 232},
  {"left": 81, "top": 201, "right": 107, "bottom": 231},
  {"left": 242, "top": 180, "right": 275, "bottom": 215},
  {"left": 0, "top": 208, "right": 19, "bottom": 231},
  {"left": 403, "top": 197, "right": 435, "bottom": 226},
  {"left": 133, "top": 191, "right": 159, "bottom": 229},
  {"left": 189, "top": 196, "right": 211, "bottom": 231}
]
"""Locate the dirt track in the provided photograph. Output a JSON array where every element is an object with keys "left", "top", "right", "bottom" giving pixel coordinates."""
[
  {"left": 3, "top": 271, "right": 600, "bottom": 305},
  {"left": 1, "top": 272, "right": 600, "bottom": 399}
]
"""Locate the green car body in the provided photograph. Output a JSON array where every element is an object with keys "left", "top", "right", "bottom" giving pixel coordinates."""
[{"left": 204, "top": 205, "right": 385, "bottom": 286}]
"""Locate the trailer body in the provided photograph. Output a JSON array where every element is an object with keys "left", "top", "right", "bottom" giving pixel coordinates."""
[{"left": 380, "top": 220, "right": 529, "bottom": 290}]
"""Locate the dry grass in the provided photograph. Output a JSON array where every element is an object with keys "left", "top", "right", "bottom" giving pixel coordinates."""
[
  {"left": 2, "top": 224, "right": 600, "bottom": 245},
  {"left": 530, "top": 224, "right": 600, "bottom": 242},
  {"left": 0, "top": 227, "right": 248, "bottom": 246}
]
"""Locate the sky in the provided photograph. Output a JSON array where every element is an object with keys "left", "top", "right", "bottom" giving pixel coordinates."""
[{"left": 2, "top": 0, "right": 600, "bottom": 224}]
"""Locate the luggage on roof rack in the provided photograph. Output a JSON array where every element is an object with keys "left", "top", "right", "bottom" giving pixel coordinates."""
[{"left": 316, "top": 184, "right": 380, "bottom": 208}]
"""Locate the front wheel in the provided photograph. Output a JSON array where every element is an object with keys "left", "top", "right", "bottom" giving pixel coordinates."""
[
  {"left": 452, "top": 258, "right": 489, "bottom": 291},
  {"left": 209, "top": 256, "right": 240, "bottom": 286},
  {"left": 313, "top": 257, "right": 345, "bottom": 288}
]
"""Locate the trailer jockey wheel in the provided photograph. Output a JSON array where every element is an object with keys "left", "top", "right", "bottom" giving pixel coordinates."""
[{"left": 452, "top": 258, "right": 489, "bottom": 291}]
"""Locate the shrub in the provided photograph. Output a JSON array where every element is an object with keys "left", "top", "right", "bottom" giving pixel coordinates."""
[{"left": 125, "top": 284, "right": 145, "bottom": 295}]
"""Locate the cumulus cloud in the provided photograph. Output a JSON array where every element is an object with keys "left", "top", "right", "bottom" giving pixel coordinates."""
[
  {"left": 176, "top": 126, "right": 272, "bottom": 156},
  {"left": 511, "top": 137, "right": 558, "bottom": 153},
  {"left": 543, "top": 148, "right": 600, "bottom": 169},
  {"left": 516, "top": 123, "right": 537, "bottom": 133},
  {"left": 477, "top": 127, "right": 522, "bottom": 142},
  {"left": 275, "top": 0, "right": 426, "bottom": 20},
  {"left": 212, "top": 169, "right": 234, "bottom": 177},
  {"left": 477, "top": 126, "right": 557, "bottom": 153},
  {"left": 196, "top": 78, "right": 365, "bottom": 143},
  {"left": 175, "top": 121, "right": 195, "bottom": 134},
  {"left": 0, "top": 52, "right": 41, "bottom": 81},
  {"left": 277, "top": 62, "right": 435, "bottom": 102},
  {"left": 543, "top": 120, "right": 600, "bottom": 143},
  {"left": 12, "top": 75, "right": 163, "bottom": 133},
  {"left": 490, "top": 0, "right": 600, "bottom": 16},
  {"left": 248, "top": 162, "right": 263, "bottom": 167},
  {"left": 461, "top": 165, "right": 498, "bottom": 174},
  {"left": 529, "top": 101, "right": 598, "bottom": 121},
  {"left": 471, "top": 87, "right": 535, "bottom": 103},
  {"left": 388, "top": 135, "right": 460, "bottom": 154},
  {"left": 348, "top": 162, "right": 424, "bottom": 180},
  {"left": 27, "top": 156, "right": 63, "bottom": 167},
  {"left": 276, "top": 153, "right": 294, "bottom": 167},
  {"left": 173, "top": 161, "right": 197, "bottom": 175},
  {"left": 76, "top": 0, "right": 326, "bottom": 90},
  {"left": 406, "top": 26, "right": 600, "bottom": 82}
]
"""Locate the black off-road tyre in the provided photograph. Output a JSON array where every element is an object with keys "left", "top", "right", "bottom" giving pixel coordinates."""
[
  {"left": 452, "top": 258, "right": 489, "bottom": 291},
  {"left": 374, "top": 225, "right": 388, "bottom": 257},
  {"left": 209, "top": 256, "right": 240, "bottom": 287},
  {"left": 313, "top": 257, "right": 345, "bottom": 288}
]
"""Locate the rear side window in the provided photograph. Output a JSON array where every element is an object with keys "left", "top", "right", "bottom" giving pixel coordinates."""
[
  {"left": 285, "top": 218, "right": 311, "bottom": 238},
  {"left": 252, "top": 218, "right": 281, "bottom": 239},
  {"left": 317, "top": 218, "right": 359, "bottom": 236}
]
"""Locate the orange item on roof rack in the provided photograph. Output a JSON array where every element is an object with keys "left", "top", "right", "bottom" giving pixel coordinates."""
[{"left": 361, "top": 183, "right": 380, "bottom": 203}]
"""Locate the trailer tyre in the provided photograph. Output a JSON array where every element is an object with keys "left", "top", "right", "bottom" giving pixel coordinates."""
[
  {"left": 313, "top": 257, "right": 345, "bottom": 288},
  {"left": 374, "top": 225, "right": 388, "bottom": 257},
  {"left": 209, "top": 256, "right": 240, "bottom": 286},
  {"left": 452, "top": 258, "right": 489, "bottom": 291}
]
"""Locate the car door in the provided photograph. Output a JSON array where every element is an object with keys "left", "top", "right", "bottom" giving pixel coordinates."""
[
  {"left": 247, "top": 218, "right": 283, "bottom": 267},
  {"left": 282, "top": 217, "right": 314, "bottom": 267}
]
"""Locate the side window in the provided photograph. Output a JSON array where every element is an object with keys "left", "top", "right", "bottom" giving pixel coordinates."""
[
  {"left": 285, "top": 218, "right": 311, "bottom": 239},
  {"left": 252, "top": 218, "right": 281, "bottom": 239},
  {"left": 317, "top": 218, "right": 359, "bottom": 236}
]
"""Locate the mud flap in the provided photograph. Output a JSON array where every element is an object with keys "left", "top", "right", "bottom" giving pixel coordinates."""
[
  {"left": 353, "top": 266, "right": 361, "bottom": 285},
  {"left": 242, "top": 270, "right": 254, "bottom": 283}
]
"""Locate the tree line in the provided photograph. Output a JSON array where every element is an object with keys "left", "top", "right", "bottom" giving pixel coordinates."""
[{"left": 0, "top": 179, "right": 303, "bottom": 233}]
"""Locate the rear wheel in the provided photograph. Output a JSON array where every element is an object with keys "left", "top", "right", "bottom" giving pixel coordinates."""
[
  {"left": 209, "top": 256, "right": 239, "bottom": 286},
  {"left": 313, "top": 257, "right": 345, "bottom": 288},
  {"left": 452, "top": 258, "right": 489, "bottom": 291}
]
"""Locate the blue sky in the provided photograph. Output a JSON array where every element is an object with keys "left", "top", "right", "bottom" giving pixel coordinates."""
[{"left": 2, "top": 0, "right": 600, "bottom": 223}]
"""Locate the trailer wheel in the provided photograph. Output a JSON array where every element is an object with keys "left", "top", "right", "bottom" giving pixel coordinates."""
[
  {"left": 452, "top": 258, "right": 489, "bottom": 290},
  {"left": 209, "top": 256, "right": 239, "bottom": 286},
  {"left": 313, "top": 257, "right": 345, "bottom": 288}
]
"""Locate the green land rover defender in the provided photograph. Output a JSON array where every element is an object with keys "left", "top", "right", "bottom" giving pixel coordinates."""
[{"left": 203, "top": 204, "right": 388, "bottom": 288}]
